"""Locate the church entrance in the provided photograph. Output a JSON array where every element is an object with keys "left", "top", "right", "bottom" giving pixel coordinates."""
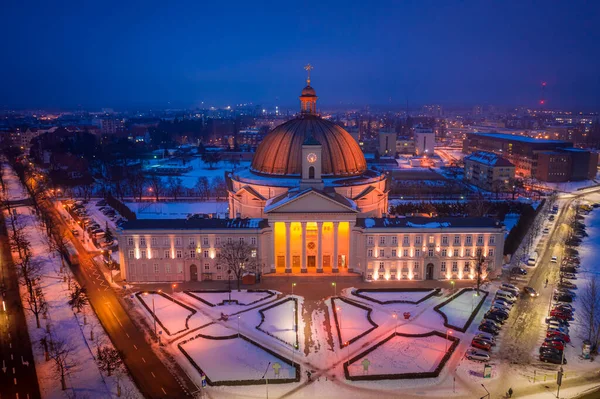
[
  {"left": 307, "top": 256, "right": 316, "bottom": 267},
  {"left": 426, "top": 263, "right": 434, "bottom": 280},
  {"left": 190, "top": 264, "right": 198, "bottom": 281}
]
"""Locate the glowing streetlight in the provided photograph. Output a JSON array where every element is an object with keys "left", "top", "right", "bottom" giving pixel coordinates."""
[
  {"left": 445, "top": 329, "right": 453, "bottom": 352},
  {"left": 392, "top": 311, "right": 398, "bottom": 334},
  {"left": 292, "top": 282, "right": 296, "bottom": 296},
  {"left": 171, "top": 284, "right": 177, "bottom": 302},
  {"left": 345, "top": 341, "right": 350, "bottom": 364},
  {"left": 332, "top": 282, "right": 337, "bottom": 297}
]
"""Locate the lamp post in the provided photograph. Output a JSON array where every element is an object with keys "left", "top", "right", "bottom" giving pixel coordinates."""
[
  {"left": 392, "top": 311, "right": 398, "bottom": 334},
  {"left": 336, "top": 306, "right": 342, "bottom": 331},
  {"left": 332, "top": 282, "right": 336, "bottom": 297},
  {"left": 481, "top": 383, "right": 490, "bottom": 399},
  {"left": 445, "top": 329, "right": 452, "bottom": 353},
  {"left": 237, "top": 315, "right": 240, "bottom": 337},
  {"left": 172, "top": 283, "right": 177, "bottom": 302},
  {"left": 261, "top": 362, "right": 271, "bottom": 399},
  {"left": 450, "top": 280, "right": 455, "bottom": 293},
  {"left": 345, "top": 341, "right": 350, "bottom": 365},
  {"left": 144, "top": 291, "right": 160, "bottom": 342},
  {"left": 292, "top": 282, "right": 296, "bottom": 296}
]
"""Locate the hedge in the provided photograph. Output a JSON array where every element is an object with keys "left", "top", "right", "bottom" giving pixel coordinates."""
[
  {"left": 331, "top": 297, "right": 378, "bottom": 348},
  {"left": 177, "top": 333, "right": 300, "bottom": 386},
  {"left": 256, "top": 297, "right": 299, "bottom": 348},
  {"left": 433, "top": 288, "right": 489, "bottom": 333},
  {"left": 184, "top": 289, "right": 275, "bottom": 307},
  {"left": 504, "top": 199, "right": 546, "bottom": 255},
  {"left": 353, "top": 288, "right": 442, "bottom": 305},
  {"left": 135, "top": 290, "right": 197, "bottom": 336},
  {"left": 343, "top": 330, "right": 460, "bottom": 381}
]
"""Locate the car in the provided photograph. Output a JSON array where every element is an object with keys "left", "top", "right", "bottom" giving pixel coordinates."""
[
  {"left": 475, "top": 332, "right": 496, "bottom": 344},
  {"left": 546, "top": 331, "right": 570, "bottom": 342},
  {"left": 561, "top": 273, "right": 577, "bottom": 280},
  {"left": 500, "top": 283, "right": 520, "bottom": 293},
  {"left": 523, "top": 287, "right": 539, "bottom": 297},
  {"left": 465, "top": 348, "right": 490, "bottom": 362},
  {"left": 551, "top": 256, "right": 558, "bottom": 263},
  {"left": 71, "top": 229, "right": 79, "bottom": 236},
  {"left": 549, "top": 215, "right": 555, "bottom": 221},
  {"left": 495, "top": 291, "right": 517, "bottom": 303},
  {"left": 480, "top": 319, "right": 502, "bottom": 329},
  {"left": 546, "top": 317, "right": 570, "bottom": 327},
  {"left": 96, "top": 200, "right": 107, "bottom": 206},
  {"left": 493, "top": 298, "right": 513, "bottom": 309},
  {"left": 552, "top": 307, "right": 574, "bottom": 316},
  {"left": 560, "top": 266, "right": 578, "bottom": 273},
  {"left": 558, "top": 281, "right": 577, "bottom": 290},
  {"left": 484, "top": 312, "right": 506, "bottom": 324},
  {"left": 488, "top": 308, "right": 509, "bottom": 319},
  {"left": 478, "top": 324, "right": 499, "bottom": 335},
  {"left": 511, "top": 267, "right": 528, "bottom": 276},
  {"left": 550, "top": 311, "right": 573, "bottom": 321},
  {"left": 554, "top": 303, "right": 574, "bottom": 310},
  {"left": 501, "top": 286, "right": 520, "bottom": 297},
  {"left": 543, "top": 228, "right": 550, "bottom": 235},
  {"left": 539, "top": 346, "right": 563, "bottom": 357},
  {"left": 491, "top": 305, "right": 510, "bottom": 315},
  {"left": 544, "top": 337, "right": 566, "bottom": 346},
  {"left": 540, "top": 352, "right": 567, "bottom": 365},
  {"left": 553, "top": 294, "right": 573, "bottom": 303},
  {"left": 471, "top": 338, "right": 492, "bottom": 351},
  {"left": 547, "top": 325, "right": 569, "bottom": 335},
  {"left": 555, "top": 288, "right": 576, "bottom": 297}
]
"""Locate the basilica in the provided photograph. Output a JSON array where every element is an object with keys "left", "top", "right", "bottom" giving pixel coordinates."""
[{"left": 118, "top": 71, "right": 505, "bottom": 283}]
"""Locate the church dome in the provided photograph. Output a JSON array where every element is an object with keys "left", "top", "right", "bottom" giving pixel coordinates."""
[
  {"left": 251, "top": 114, "right": 367, "bottom": 176},
  {"left": 301, "top": 85, "right": 316, "bottom": 97}
]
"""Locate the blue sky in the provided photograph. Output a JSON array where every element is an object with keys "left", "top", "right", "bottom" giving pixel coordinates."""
[{"left": 2, "top": 0, "right": 599, "bottom": 110}]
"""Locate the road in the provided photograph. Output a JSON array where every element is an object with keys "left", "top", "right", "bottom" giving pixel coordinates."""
[
  {"left": 0, "top": 212, "right": 41, "bottom": 399},
  {"left": 40, "top": 200, "right": 197, "bottom": 398}
]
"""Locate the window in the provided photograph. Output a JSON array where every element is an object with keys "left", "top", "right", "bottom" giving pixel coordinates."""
[
  {"left": 367, "top": 249, "right": 373, "bottom": 257},
  {"left": 215, "top": 237, "right": 221, "bottom": 246},
  {"left": 379, "top": 249, "right": 385, "bottom": 258},
  {"left": 403, "top": 235, "right": 409, "bottom": 245},
  {"left": 453, "top": 249, "right": 459, "bottom": 257},
  {"left": 391, "top": 236, "right": 397, "bottom": 245},
  {"left": 127, "top": 237, "right": 134, "bottom": 246},
  {"left": 465, "top": 248, "right": 471, "bottom": 257},
  {"left": 477, "top": 235, "right": 483, "bottom": 245},
  {"left": 227, "top": 237, "right": 233, "bottom": 244},
  {"left": 176, "top": 250, "right": 182, "bottom": 259},
  {"left": 488, "top": 248, "right": 495, "bottom": 257},
  {"left": 476, "top": 248, "right": 483, "bottom": 257},
  {"left": 154, "top": 264, "right": 159, "bottom": 274},
  {"left": 189, "top": 238, "right": 196, "bottom": 246},
  {"left": 379, "top": 236, "right": 386, "bottom": 245},
  {"left": 428, "top": 249, "right": 434, "bottom": 257},
  {"left": 175, "top": 237, "right": 182, "bottom": 246},
  {"left": 413, "top": 262, "right": 419, "bottom": 270},
  {"left": 177, "top": 264, "right": 183, "bottom": 274},
  {"left": 454, "top": 235, "right": 460, "bottom": 245},
  {"left": 141, "top": 250, "right": 147, "bottom": 259},
  {"left": 442, "top": 236, "right": 448, "bottom": 245},
  {"left": 428, "top": 236, "right": 434, "bottom": 244},
  {"left": 204, "top": 264, "right": 210, "bottom": 270},
  {"left": 391, "top": 249, "right": 397, "bottom": 257},
  {"left": 441, "top": 249, "right": 447, "bottom": 257},
  {"left": 403, "top": 249, "right": 408, "bottom": 257},
  {"left": 441, "top": 261, "right": 446, "bottom": 272},
  {"left": 489, "top": 236, "right": 496, "bottom": 245},
  {"left": 239, "top": 237, "right": 245, "bottom": 244},
  {"left": 415, "top": 236, "right": 422, "bottom": 245},
  {"left": 466, "top": 235, "right": 472, "bottom": 245},
  {"left": 190, "top": 250, "right": 196, "bottom": 258},
  {"left": 464, "top": 262, "right": 470, "bottom": 272},
  {"left": 367, "top": 274, "right": 372, "bottom": 280},
  {"left": 164, "top": 250, "right": 170, "bottom": 259},
  {"left": 203, "top": 250, "right": 209, "bottom": 258},
  {"left": 367, "top": 236, "right": 374, "bottom": 245},
  {"left": 251, "top": 237, "right": 256, "bottom": 246},
  {"left": 216, "top": 266, "right": 222, "bottom": 270},
  {"left": 251, "top": 249, "right": 257, "bottom": 258},
  {"left": 415, "top": 249, "right": 421, "bottom": 257},
  {"left": 217, "top": 275, "right": 222, "bottom": 280},
  {"left": 152, "top": 249, "right": 159, "bottom": 259},
  {"left": 165, "top": 264, "right": 171, "bottom": 273},
  {"left": 163, "top": 237, "right": 169, "bottom": 246},
  {"left": 140, "top": 237, "right": 146, "bottom": 246},
  {"left": 203, "top": 237, "right": 209, "bottom": 246},
  {"left": 452, "top": 262, "right": 458, "bottom": 272},
  {"left": 379, "top": 262, "right": 384, "bottom": 271},
  {"left": 308, "top": 166, "right": 315, "bottom": 179},
  {"left": 152, "top": 237, "right": 157, "bottom": 246},
  {"left": 128, "top": 250, "right": 134, "bottom": 259}
]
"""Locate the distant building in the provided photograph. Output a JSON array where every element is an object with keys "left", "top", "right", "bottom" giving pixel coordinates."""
[
  {"left": 414, "top": 126, "right": 435, "bottom": 156},
  {"left": 396, "top": 137, "right": 415, "bottom": 154},
  {"left": 237, "top": 128, "right": 264, "bottom": 148},
  {"left": 464, "top": 151, "right": 515, "bottom": 191},
  {"left": 99, "top": 118, "right": 123, "bottom": 134},
  {"left": 379, "top": 130, "right": 397, "bottom": 156},
  {"left": 463, "top": 132, "right": 598, "bottom": 182}
]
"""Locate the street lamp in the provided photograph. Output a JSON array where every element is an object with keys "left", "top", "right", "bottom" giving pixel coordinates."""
[
  {"left": 171, "top": 283, "right": 177, "bottom": 302},
  {"left": 261, "top": 362, "right": 271, "bottom": 399},
  {"left": 292, "top": 282, "right": 296, "bottom": 296},
  {"left": 450, "top": 280, "right": 455, "bottom": 292},
  {"left": 336, "top": 307, "right": 343, "bottom": 331},
  {"left": 481, "top": 383, "right": 490, "bottom": 399},
  {"left": 237, "top": 315, "right": 240, "bottom": 337},
  {"left": 392, "top": 311, "right": 398, "bottom": 334},
  {"left": 332, "top": 282, "right": 337, "bottom": 297},
  {"left": 345, "top": 341, "right": 350, "bottom": 365},
  {"left": 445, "top": 329, "right": 452, "bottom": 352},
  {"left": 144, "top": 291, "right": 161, "bottom": 342}
]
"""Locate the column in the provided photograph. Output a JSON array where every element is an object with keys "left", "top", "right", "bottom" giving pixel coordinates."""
[
  {"left": 271, "top": 230, "right": 276, "bottom": 273},
  {"left": 285, "top": 222, "right": 291, "bottom": 273},
  {"left": 348, "top": 223, "right": 354, "bottom": 272},
  {"left": 301, "top": 222, "right": 307, "bottom": 273},
  {"left": 332, "top": 221, "right": 339, "bottom": 273},
  {"left": 316, "top": 222, "right": 323, "bottom": 273}
]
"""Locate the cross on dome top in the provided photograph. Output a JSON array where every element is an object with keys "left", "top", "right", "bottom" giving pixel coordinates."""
[{"left": 304, "top": 64, "right": 313, "bottom": 86}]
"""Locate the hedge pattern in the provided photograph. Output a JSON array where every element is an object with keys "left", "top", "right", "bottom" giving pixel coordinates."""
[
  {"left": 184, "top": 289, "right": 275, "bottom": 307},
  {"left": 177, "top": 333, "right": 300, "bottom": 386},
  {"left": 256, "top": 297, "right": 299, "bottom": 348},
  {"left": 353, "top": 288, "right": 442, "bottom": 305},
  {"left": 433, "top": 288, "right": 489, "bottom": 333},
  {"left": 331, "top": 297, "right": 379, "bottom": 348},
  {"left": 343, "top": 331, "right": 460, "bottom": 381},
  {"left": 135, "top": 291, "right": 197, "bottom": 336}
]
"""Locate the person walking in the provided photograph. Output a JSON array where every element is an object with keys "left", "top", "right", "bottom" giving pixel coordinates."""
[
  {"left": 507, "top": 387, "right": 513, "bottom": 398},
  {"left": 545, "top": 278, "right": 548, "bottom": 287}
]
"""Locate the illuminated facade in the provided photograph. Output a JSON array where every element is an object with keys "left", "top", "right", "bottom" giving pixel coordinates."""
[{"left": 117, "top": 69, "right": 505, "bottom": 283}]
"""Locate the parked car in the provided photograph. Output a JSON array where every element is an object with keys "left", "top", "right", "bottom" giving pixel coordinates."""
[
  {"left": 471, "top": 338, "right": 492, "bottom": 351},
  {"left": 488, "top": 307, "right": 509, "bottom": 319},
  {"left": 475, "top": 332, "right": 496, "bottom": 344},
  {"left": 523, "top": 287, "right": 539, "bottom": 297},
  {"left": 484, "top": 312, "right": 506, "bottom": 324},
  {"left": 500, "top": 286, "right": 520, "bottom": 297},
  {"left": 539, "top": 346, "right": 563, "bottom": 357},
  {"left": 548, "top": 215, "right": 555, "bottom": 221},
  {"left": 478, "top": 324, "right": 499, "bottom": 335},
  {"left": 540, "top": 352, "right": 567, "bottom": 365},
  {"left": 543, "top": 228, "right": 550, "bottom": 235},
  {"left": 553, "top": 294, "right": 573, "bottom": 303},
  {"left": 551, "top": 256, "right": 558, "bottom": 263},
  {"left": 96, "top": 200, "right": 107, "bottom": 206},
  {"left": 480, "top": 319, "right": 502, "bottom": 329},
  {"left": 511, "top": 267, "right": 528, "bottom": 276},
  {"left": 546, "top": 317, "right": 570, "bottom": 327},
  {"left": 493, "top": 298, "right": 513, "bottom": 309},
  {"left": 465, "top": 348, "right": 491, "bottom": 362},
  {"left": 560, "top": 272, "right": 577, "bottom": 280},
  {"left": 546, "top": 331, "right": 570, "bottom": 343},
  {"left": 558, "top": 281, "right": 577, "bottom": 290},
  {"left": 495, "top": 291, "right": 517, "bottom": 303},
  {"left": 71, "top": 229, "right": 79, "bottom": 236},
  {"left": 550, "top": 310, "right": 573, "bottom": 321},
  {"left": 544, "top": 337, "right": 567, "bottom": 346},
  {"left": 547, "top": 325, "right": 569, "bottom": 335}
]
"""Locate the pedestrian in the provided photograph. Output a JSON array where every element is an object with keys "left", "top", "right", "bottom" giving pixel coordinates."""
[
  {"left": 306, "top": 370, "right": 312, "bottom": 381},
  {"left": 545, "top": 278, "right": 548, "bottom": 287},
  {"left": 508, "top": 387, "right": 513, "bottom": 398}
]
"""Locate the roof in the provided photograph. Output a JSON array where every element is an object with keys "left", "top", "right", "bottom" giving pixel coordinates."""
[
  {"left": 356, "top": 217, "right": 503, "bottom": 229},
  {"left": 264, "top": 187, "right": 357, "bottom": 213},
  {"left": 469, "top": 132, "right": 568, "bottom": 144},
  {"left": 121, "top": 218, "right": 268, "bottom": 231},
  {"left": 251, "top": 114, "right": 366, "bottom": 177},
  {"left": 464, "top": 151, "right": 514, "bottom": 167}
]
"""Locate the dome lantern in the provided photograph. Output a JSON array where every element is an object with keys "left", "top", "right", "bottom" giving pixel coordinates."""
[{"left": 300, "top": 64, "right": 317, "bottom": 114}]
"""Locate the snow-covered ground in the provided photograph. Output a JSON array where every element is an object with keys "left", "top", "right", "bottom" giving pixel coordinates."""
[
  {"left": 353, "top": 289, "right": 437, "bottom": 304},
  {"left": 436, "top": 289, "right": 486, "bottom": 330},
  {"left": 124, "top": 201, "right": 229, "bottom": 219},
  {"left": 332, "top": 298, "right": 377, "bottom": 345},
  {"left": 136, "top": 292, "right": 211, "bottom": 336},
  {"left": 257, "top": 298, "right": 298, "bottom": 346},
  {"left": 186, "top": 290, "right": 274, "bottom": 308}
]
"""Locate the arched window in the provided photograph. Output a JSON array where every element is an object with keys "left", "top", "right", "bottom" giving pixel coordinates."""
[{"left": 309, "top": 166, "right": 315, "bottom": 179}]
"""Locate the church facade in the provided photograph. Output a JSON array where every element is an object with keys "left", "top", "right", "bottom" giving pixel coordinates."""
[{"left": 117, "top": 72, "right": 505, "bottom": 283}]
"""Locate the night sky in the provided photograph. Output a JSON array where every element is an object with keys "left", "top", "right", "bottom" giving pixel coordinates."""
[{"left": 2, "top": 0, "right": 599, "bottom": 110}]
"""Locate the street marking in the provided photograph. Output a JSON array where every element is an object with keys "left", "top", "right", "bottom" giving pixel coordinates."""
[
  {"left": 142, "top": 357, "right": 146, "bottom": 363},
  {"left": 14, "top": 377, "right": 17, "bottom": 385},
  {"left": 151, "top": 372, "right": 156, "bottom": 378},
  {"left": 12, "top": 367, "right": 15, "bottom": 374},
  {"left": 133, "top": 345, "right": 138, "bottom": 350},
  {"left": 161, "top": 388, "right": 167, "bottom": 395},
  {"left": 106, "top": 305, "right": 123, "bottom": 328},
  {"left": 125, "top": 333, "right": 130, "bottom": 338}
]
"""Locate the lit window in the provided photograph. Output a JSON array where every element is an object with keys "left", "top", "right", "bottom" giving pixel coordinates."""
[
  {"left": 164, "top": 250, "right": 170, "bottom": 259},
  {"left": 203, "top": 237, "right": 209, "bottom": 246},
  {"left": 176, "top": 250, "right": 182, "bottom": 259},
  {"left": 165, "top": 264, "right": 171, "bottom": 273},
  {"left": 140, "top": 237, "right": 146, "bottom": 246},
  {"left": 127, "top": 237, "right": 134, "bottom": 246},
  {"left": 128, "top": 250, "right": 134, "bottom": 259},
  {"left": 203, "top": 250, "right": 209, "bottom": 258},
  {"left": 190, "top": 250, "right": 196, "bottom": 258},
  {"left": 251, "top": 249, "right": 257, "bottom": 258}
]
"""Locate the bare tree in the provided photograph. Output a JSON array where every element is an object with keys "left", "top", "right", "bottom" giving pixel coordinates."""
[
  {"left": 96, "top": 346, "right": 123, "bottom": 377},
  {"left": 580, "top": 275, "right": 600, "bottom": 353},
  {"left": 166, "top": 176, "right": 183, "bottom": 200},
  {"left": 147, "top": 172, "right": 163, "bottom": 201},
  {"left": 126, "top": 172, "right": 146, "bottom": 201},
  {"left": 68, "top": 284, "right": 88, "bottom": 313},
  {"left": 215, "top": 240, "right": 258, "bottom": 291},
  {"left": 201, "top": 152, "right": 221, "bottom": 169},
  {"left": 211, "top": 176, "right": 227, "bottom": 201},
  {"left": 48, "top": 335, "right": 77, "bottom": 390},
  {"left": 195, "top": 176, "right": 210, "bottom": 200},
  {"left": 16, "top": 251, "right": 43, "bottom": 301},
  {"left": 23, "top": 285, "right": 48, "bottom": 328}
]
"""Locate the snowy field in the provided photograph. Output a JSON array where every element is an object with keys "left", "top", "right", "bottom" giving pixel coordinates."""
[
  {"left": 257, "top": 299, "right": 298, "bottom": 346},
  {"left": 125, "top": 200, "right": 229, "bottom": 219},
  {"left": 179, "top": 327, "right": 297, "bottom": 383},
  {"left": 353, "top": 289, "right": 437, "bottom": 304},
  {"left": 137, "top": 292, "right": 210, "bottom": 335},
  {"left": 332, "top": 298, "right": 377, "bottom": 345},
  {"left": 435, "top": 289, "right": 486, "bottom": 330},
  {"left": 187, "top": 290, "right": 274, "bottom": 307},
  {"left": 347, "top": 333, "right": 449, "bottom": 377}
]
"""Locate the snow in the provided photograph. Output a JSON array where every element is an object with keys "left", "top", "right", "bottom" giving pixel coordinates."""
[
  {"left": 331, "top": 298, "right": 377, "bottom": 345},
  {"left": 503, "top": 213, "right": 520, "bottom": 235},
  {"left": 257, "top": 299, "right": 298, "bottom": 346},
  {"left": 178, "top": 331, "right": 297, "bottom": 382},
  {"left": 186, "top": 290, "right": 274, "bottom": 307},
  {"left": 406, "top": 221, "right": 450, "bottom": 228},
  {"left": 347, "top": 334, "right": 449, "bottom": 377},
  {"left": 436, "top": 289, "right": 486, "bottom": 330},
  {"left": 125, "top": 201, "right": 229, "bottom": 219},
  {"left": 137, "top": 292, "right": 210, "bottom": 336},
  {"left": 354, "top": 289, "right": 437, "bottom": 304}
]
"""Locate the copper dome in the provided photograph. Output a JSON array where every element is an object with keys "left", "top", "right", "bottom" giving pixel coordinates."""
[
  {"left": 301, "top": 85, "right": 317, "bottom": 97},
  {"left": 251, "top": 114, "right": 367, "bottom": 176}
]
